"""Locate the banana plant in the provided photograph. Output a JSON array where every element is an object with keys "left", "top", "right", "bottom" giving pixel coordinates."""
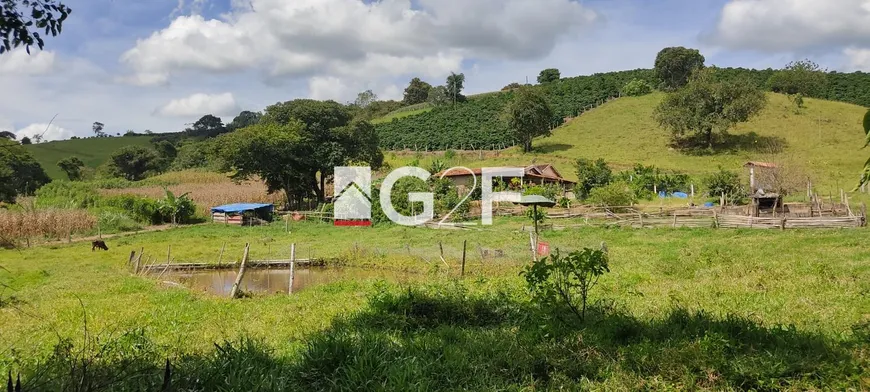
[
  {"left": 859, "top": 109, "right": 870, "bottom": 190},
  {"left": 158, "top": 188, "right": 194, "bottom": 226}
]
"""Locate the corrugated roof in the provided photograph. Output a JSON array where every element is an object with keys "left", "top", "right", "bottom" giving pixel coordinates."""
[{"left": 211, "top": 203, "right": 274, "bottom": 213}]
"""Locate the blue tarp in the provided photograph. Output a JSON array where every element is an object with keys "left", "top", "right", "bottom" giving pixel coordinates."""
[{"left": 210, "top": 203, "right": 274, "bottom": 214}]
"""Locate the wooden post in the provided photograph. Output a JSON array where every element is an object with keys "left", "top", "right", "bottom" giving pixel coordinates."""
[
  {"left": 230, "top": 243, "right": 250, "bottom": 299},
  {"left": 129, "top": 250, "right": 136, "bottom": 265},
  {"left": 134, "top": 248, "right": 143, "bottom": 274},
  {"left": 288, "top": 243, "right": 296, "bottom": 295},
  {"left": 780, "top": 217, "right": 786, "bottom": 231},
  {"left": 439, "top": 241, "right": 445, "bottom": 265},
  {"left": 461, "top": 240, "right": 467, "bottom": 277},
  {"left": 529, "top": 231, "right": 537, "bottom": 262},
  {"left": 713, "top": 210, "right": 719, "bottom": 228},
  {"left": 672, "top": 212, "right": 677, "bottom": 228},
  {"left": 690, "top": 184, "right": 695, "bottom": 198},
  {"left": 217, "top": 242, "right": 226, "bottom": 267},
  {"left": 166, "top": 245, "right": 171, "bottom": 264}
]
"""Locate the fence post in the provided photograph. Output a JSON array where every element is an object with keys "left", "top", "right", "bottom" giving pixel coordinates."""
[
  {"left": 672, "top": 212, "right": 677, "bottom": 228},
  {"left": 288, "top": 243, "right": 296, "bottom": 294},
  {"left": 461, "top": 240, "right": 467, "bottom": 277},
  {"left": 230, "top": 243, "right": 250, "bottom": 299},
  {"left": 780, "top": 217, "right": 786, "bottom": 231}
]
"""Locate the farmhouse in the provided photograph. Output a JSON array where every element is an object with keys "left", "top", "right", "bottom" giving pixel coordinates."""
[{"left": 436, "top": 164, "right": 575, "bottom": 192}]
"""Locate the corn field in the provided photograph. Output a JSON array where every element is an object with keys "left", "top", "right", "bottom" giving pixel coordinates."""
[{"left": 0, "top": 209, "right": 97, "bottom": 246}]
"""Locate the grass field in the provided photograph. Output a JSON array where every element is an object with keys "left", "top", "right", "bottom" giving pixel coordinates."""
[
  {"left": 25, "top": 136, "right": 153, "bottom": 179},
  {"left": 1, "top": 220, "right": 867, "bottom": 389}
]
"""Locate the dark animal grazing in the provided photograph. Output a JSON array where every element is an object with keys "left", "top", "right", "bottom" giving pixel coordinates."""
[{"left": 92, "top": 240, "right": 109, "bottom": 251}]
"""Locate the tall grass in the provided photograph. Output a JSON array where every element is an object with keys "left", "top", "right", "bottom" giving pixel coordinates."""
[
  {"left": 0, "top": 209, "right": 96, "bottom": 245},
  {"left": 101, "top": 181, "right": 284, "bottom": 213}
]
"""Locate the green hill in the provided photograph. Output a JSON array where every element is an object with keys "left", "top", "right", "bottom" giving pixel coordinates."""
[
  {"left": 25, "top": 135, "right": 153, "bottom": 179},
  {"left": 385, "top": 92, "right": 867, "bottom": 192}
]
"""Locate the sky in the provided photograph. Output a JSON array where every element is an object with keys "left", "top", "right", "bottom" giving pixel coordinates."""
[{"left": 2, "top": 0, "right": 870, "bottom": 141}]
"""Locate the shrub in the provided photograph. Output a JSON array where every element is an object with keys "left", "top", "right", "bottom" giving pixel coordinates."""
[
  {"left": 703, "top": 167, "right": 744, "bottom": 201},
  {"left": 522, "top": 247, "right": 610, "bottom": 321},
  {"left": 621, "top": 79, "right": 653, "bottom": 96},
  {"left": 158, "top": 188, "right": 197, "bottom": 225},
  {"left": 35, "top": 181, "right": 100, "bottom": 209},
  {"left": 574, "top": 158, "right": 612, "bottom": 200},
  {"left": 523, "top": 184, "right": 561, "bottom": 201},
  {"left": 101, "top": 195, "right": 162, "bottom": 225},
  {"left": 96, "top": 208, "right": 143, "bottom": 233},
  {"left": 616, "top": 164, "right": 688, "bottom": 200},
  {"left": 587, "top": 181, "right": 636, "bottom": 211}
]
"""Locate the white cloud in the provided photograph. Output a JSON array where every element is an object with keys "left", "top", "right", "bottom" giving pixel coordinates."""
[
  {"left": 708, "top": 0, "right": 870, "bottom": 52},
  {"left": 14, "top": 123, "right": 75, "bottom": 142},
  {"left": 308, "top": 77, "right": 350, "bottom": 101},
  {"left": 155, "top": 92, "right": 240, "bottom": 117},
  {"left": 120, "top": 0, "right": 598, "bottom": 87},
  {"left": 0, "top": 48, "right": 56, "bottom": 75},
  {"left": 844, "top": 47, "right": 870, "bottom": 71}
]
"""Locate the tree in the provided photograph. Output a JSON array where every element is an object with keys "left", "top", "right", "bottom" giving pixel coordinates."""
[
  {"left": 0, "top": 130, "right": 14, "bottom": 139},
  {"left": 445, "top": 72, "right": 466, "bottom": 104},
  {"left": 859, "top": 109, "right": 870, "bottom": 189},
  {"left": 574, "top": 158, "right": 612, "bottom": 200},
  {"left": 654, "top": 47, "right": 705, "bottom": 90},
  {"left": 158, "top": 188, "right": 195, "bottom": 226},
  {"left": 227, "top": 110, "right": 261, "bottom": 131},
  {"left": 654, "top": 67, "right": 767, "bottom": 149},
  {"left": 502, "top": 82, "right": 522, "bottom": 91},
  {"left": 703, "top": 167, "right": 743, "bottom": 201},
  {"left": 20, "top": 136, "right": 30, "bottom": 144},
  {"left": 246, "top": 99, "right": 382, "bottom": 202},
  {"left": 56, "top": 156, "right": 84, "bottom": 180},
  {"left": 107, "top": 145, "right": 160, "bottom": 181},
  {"left": 427, "top": 85, "right": 450, "bottom": 107},
  {"left": 621, "top": 79, "right": 653, "bottom": 96},
  {"left": 0, "top": 139, "right": 49, "bottom": 202},
  {"left": 31, "top": 134, "right": 42, "bottom": 143},
  {"left": 354, "top": 90, "right": 377, "bottom": 108},
  {"left": 403, "top": 77, "right": 431, "bottom": 105},
  {"left": 503, "top": 87, "right": 553, "bottom": 152},
  {"left": 185, "top": 114, "right": 227, "bottom": 138},
  {"left": 0, "top": 0, "right": 71, "bottom": 54},
  {"left": 92, "top": 121, "right": 105, "bottom": 137},
  {"left": 537, "top": 68, "right": 561, "bottom": 84},
  {"left": 767, "top": 59, "right": 827, "bottom": 97}
]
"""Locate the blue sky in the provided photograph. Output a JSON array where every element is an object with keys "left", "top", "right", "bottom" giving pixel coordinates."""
[{"left": 1, "top": 0, "right": 868, "bottom": 140}]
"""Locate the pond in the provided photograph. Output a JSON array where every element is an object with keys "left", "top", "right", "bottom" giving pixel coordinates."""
[{"left": 155, "top": 266, "right": 420, "bottom": 296}]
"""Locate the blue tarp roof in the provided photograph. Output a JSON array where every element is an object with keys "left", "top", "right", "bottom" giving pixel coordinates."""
[{"left": 210, "top": 203, "right": 274, "bottom": 213}]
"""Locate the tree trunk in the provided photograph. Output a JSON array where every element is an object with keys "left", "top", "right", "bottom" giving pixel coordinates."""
[{"left": 706, "top": 128, "right": 713, "bottom": 149}]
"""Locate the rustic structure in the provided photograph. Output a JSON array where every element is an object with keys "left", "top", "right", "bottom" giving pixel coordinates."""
[
  {"left": 437, "top": 164, "right": 576, "bottom": 193},
  {"left": 211, "top": 203, "right": 274, "bottom": 226},
  {"left": 744, "top": 162, "right": 782, "bottom": 217}
]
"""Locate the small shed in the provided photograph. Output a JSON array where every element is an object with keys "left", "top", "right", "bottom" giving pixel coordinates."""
[
  {"left": 744, "top": 161, "right": 777, "bottom": 193},
  {"left": 211, "top": 203, "right": 274, "bottom": 226}
]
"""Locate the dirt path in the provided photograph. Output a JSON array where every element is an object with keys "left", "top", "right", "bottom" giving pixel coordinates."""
[{"left": 46, "top": 224, "right": 189, "bottom": 246}]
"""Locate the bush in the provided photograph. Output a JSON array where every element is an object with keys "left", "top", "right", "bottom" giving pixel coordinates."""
[
  {"left": 522, "top": 247, "right": 610, "bottom": 321},
  {"left": 96, "top": 208, "right": 143, "bottom": 233},
  {"left": 616, "top": 164, "right": 688, "bottom": 200},
  {"left": 523, "top": 184, "right": 561, "bottom": 201},
  {"left": 35, "top": 181, "right": 100, "bottom": 209},
  {"left": 574, "top": 158, "right": 612, "bottom": 200},
  {"left": 587, "top": 181, "right": 636, "bottom": 211},
  {"left": 172, "top": 140, "right": 218, "bottom": 170},
  {"left": 621, "top": 79, "right": 653, "bottom": 96},
  {"left": 101, "top": 195, "right": 162, "bottom": 225},
  {"left": 703, "top": 167, "right": 744, "bottom": 201}
]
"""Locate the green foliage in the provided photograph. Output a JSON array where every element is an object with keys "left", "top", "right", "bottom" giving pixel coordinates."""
[
  {"left": 403, "top": 77, "right": 432, "bottom": 105},
  {"left": 616, "top": 164, "right": 689, "bottom": 199},
  {"left": 354, "top": 90, "right": 377, "bottom": 108},
  {"left": 522, "top": 183, "right": 561, "bottom": 200},
  {"left": 767, "top": 59, "right": 827, "bottom": 97},
  {"left": 537, "top": 68, "right": 561, "bottom": 84},
  {"left": 0, "top": 139, "right": 50, "bottom": 202},
  {"left": 171, "top": 140, "right": 216, "bottom": 170},
  {"left": 501, "top": 82, "right": 522, "bottom": 91},
  {"left": 522, "top": 247, "right": 610, "bottom": 321},
  {"left": 703, "top": 167, "right": 744, "bottom": 202},
  {"left": 655, "top": 67, "right": 767, "bottom": 149},
  {"left": 56, "top": 156, "right": 84, "bottom": 181},
  {"left": 107, "top": 145, "right": 161, "bottom": 181},
  {"left": 158, "top": 188, "right": 196, "bottom": 225},
  {"left": 427, "top": 85, "right": 450, "bottom": 107},
  {"left": 445, "top": 72, "right": 466, "bottom": 104},
  {"left": 20, "top": 136, "right": 31, "bottom": 144},
  {"left": 443, "top": 149, "right": 456, "bottom": 161},
  {"left": 227, "top": 110, "right": 262, "bottom": 131},
  {"left": 574, "top": 158, "right": 612, "bottom": 200},
  {"left": 428, "top": 159, "right": 447, "bottom": 174},
  {"left": 858, "top": 109, "right": 870, "bottom": 189},
  {"left": 654, "top": 46, "right": 706, "bottom": 90},
  {"left": 101, "top": 194, "right": 162, "bottom": 224},
  {"left": 185, "top": 114, "right": 227, "bottom": 138},
  {"left": 352, "top": 100, "right": 405, "bottom": 122},
  {"left": 621, "top": 79, "right": 653, "bottom": 96},
  {"left": 376, "top": 69, "right": 654, "bottom": 150},
  {"left": 587, "top": 181, "right": 636, "bottom": 211},
  {"left": 504, "top": 87, "right": 554, "bottom": 152},
  {"left": 34, "top": 180, "right": 99, "bottom": 208},
  {"left": 96, "top": 208, "right": 143, "bottom": 232},
  {"left": 0, "top": 0, "right": 72, "bottom": 54}
]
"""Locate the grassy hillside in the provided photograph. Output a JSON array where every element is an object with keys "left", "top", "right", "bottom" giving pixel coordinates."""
[
  {"left": 25, "top": 136, "right": 153, "bottom": 179},
  {"left": 385, "top": 92, "right": 867, "bottom": 192}
]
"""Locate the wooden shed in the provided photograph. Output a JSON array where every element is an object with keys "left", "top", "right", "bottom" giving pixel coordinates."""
[{"left": 211, "top": 203, "right": 274, "bottom": 226}]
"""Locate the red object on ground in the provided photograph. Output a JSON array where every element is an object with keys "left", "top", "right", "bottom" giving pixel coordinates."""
[
  {"left": 334, "top": 220, "right": 372, "bottom": 227},
  {"left": 537, "top": 241, "right": 550, "bottom": 256}
]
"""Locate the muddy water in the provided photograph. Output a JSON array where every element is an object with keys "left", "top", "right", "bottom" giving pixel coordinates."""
[{"left": 157, "top": 267, "right": 419, "bottom": 295}]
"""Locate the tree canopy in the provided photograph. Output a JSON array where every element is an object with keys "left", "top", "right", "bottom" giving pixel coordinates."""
[
  {"left": 354, "top": 90, "right": 377, "bottom": 108},
  {"left": 0, "top": 0, "right": 71, "bottom": 54},
  {"left": 107, "top": 145, "right": 161, "bottom": 181},
  {"left": 227, "top": 110, "right": 262, "bottom": 131},
  {"left": 185, "top": 114, "right": 227, "bottom": 138},
  {"left": 0, "top": 139, "right": 49, "bottom": 202},
  {"left": 403, "top": 77, "right": 431, "bottom": 105},
  {"left": 654, "top": 47, "right": 705, "bottom": 90},
  {"left": 654, "top": 68, "right": 767, "bottom": 149},
  {"left": 445, "top": 72, "right": 466, "bottom": 104},
  {"left": 503, "top": 87, "right": 553, "bottom": 152},
  {"left": 0, "top": 130, "right": 14, "bottom": 139},
  {"left": 767, "top": 59, "right": 828, "bottom": 97},
  {"left": 56, "top": 156, "right": 84, "bottom": 181},
  {"left": 537, "top": 68, "right": 561, "bottom": 84}
]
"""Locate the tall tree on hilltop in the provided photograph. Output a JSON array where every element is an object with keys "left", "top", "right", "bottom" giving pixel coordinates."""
[
  {"left": 92, "top": 121, "right": 105, "bottom": 137},
  {"left": 0, "top": 131, "right": 14, "bottom": 139},
  {"left": 0, "top": 0, "right": 71, "bottom": 54},
  {"left": 654, "top": 47, "right": 705, "bottom": 90},
  {"left": 107, "top": 145, "right": 161, "bottom": 181},
  {"left": 767, "top": 59, "right": 828, "bottom": 97},
  {"left": 185, "top": 114, "right": 227, "bottom": 138},
  {"left": 445, "top": 72, "right": 466, "bottom": 105},
  {"left": 654, "top": 67, "right": 766, "bottom": 150},
  {"left": 227, "top": 110, "right": 262, "bottom": 131},
  {"left": 354, "top": 90, "right": 377, "bottom": 108},
  {"left": 537, "top": 68, "right": 561, "bottom": 84},
  {"left": 503, "top": 87, "right": 553, "bottom": 153},
  {"left": 403, "top": 77, "right": 431, "bottom": 105}
]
